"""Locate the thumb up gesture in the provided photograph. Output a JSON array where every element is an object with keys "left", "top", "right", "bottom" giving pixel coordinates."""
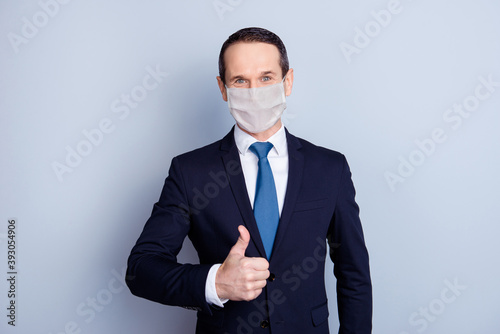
[{"left": 216, "top": 225, "right": 270, "bottom": 301}]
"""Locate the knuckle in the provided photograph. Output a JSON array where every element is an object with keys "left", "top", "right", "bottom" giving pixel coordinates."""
[
  {"left": 240, "top": 258, "right": 250, "bottom": 268},
  {"left": 245, "top": 273, "right": 255, "bottom": 281},
  {"left": 257, "top": 260, "right": 269, "bottom": 270}
]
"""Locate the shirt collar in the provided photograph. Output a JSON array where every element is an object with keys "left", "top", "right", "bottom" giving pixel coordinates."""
[{"left": 234, "top": 124, "right": 287, "bottom": 156}]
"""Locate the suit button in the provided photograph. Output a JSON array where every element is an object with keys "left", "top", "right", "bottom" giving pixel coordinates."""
[
  {"left": 260, "top": 320, "right": 270, "bottom": 328},
  {"left": 268, "top": 273, "right": 275, "bottom": 282}
]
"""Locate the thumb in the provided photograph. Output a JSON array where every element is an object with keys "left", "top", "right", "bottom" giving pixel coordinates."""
[{"left": 229, "top": 225, "right": 250, "bottom": 257}]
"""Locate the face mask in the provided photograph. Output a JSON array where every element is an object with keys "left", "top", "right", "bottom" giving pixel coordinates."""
[{"left": 226, "top": 78, "right": 287, "bottom": 133}]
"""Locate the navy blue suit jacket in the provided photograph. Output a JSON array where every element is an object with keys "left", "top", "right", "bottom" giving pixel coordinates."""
[{"left": 126, "top": 127, "right": 372, "bottom": 333}]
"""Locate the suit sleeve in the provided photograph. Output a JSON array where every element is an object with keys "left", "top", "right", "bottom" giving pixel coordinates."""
[
  {"left": 126, "top": 156, "right": 213, "bottom": 313},
  {"left": 328, "top": 156, "right": 372, "bottom": 333}
]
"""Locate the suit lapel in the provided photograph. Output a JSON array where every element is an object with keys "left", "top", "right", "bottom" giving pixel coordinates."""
[
  {"left": 220, "top": 127, "right": 267, "bottom": 258},
  {"left": 270, "top": 129, "right": 304, "bottom": 262}
]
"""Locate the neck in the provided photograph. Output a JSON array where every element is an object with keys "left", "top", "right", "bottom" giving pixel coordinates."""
[{"left": 239, "top": 120, "right": 282, "bottom": 141}]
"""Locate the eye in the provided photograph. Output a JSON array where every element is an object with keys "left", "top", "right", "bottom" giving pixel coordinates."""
[
  {"left": 262, "top": 76, "right": 271, "bottom": 82},
  {"left": 235, "top": 79, "right": 246, "bottom": 84}
]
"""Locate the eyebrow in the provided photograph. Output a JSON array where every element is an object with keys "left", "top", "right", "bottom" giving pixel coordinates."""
[{"left": 260, "top": 71, "right": 276, "bottom": 76}]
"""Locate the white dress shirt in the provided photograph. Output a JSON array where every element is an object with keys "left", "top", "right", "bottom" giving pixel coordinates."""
[{"left": 204, "top": 124, "right": 289, "bottom": 307}]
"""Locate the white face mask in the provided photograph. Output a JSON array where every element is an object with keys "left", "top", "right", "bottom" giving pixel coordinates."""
[{"left": 226, "top": 78, "right": 287, "bottom": 133}]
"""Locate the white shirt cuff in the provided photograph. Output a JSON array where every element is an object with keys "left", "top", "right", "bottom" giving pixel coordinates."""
[{"left": 205, "top": 264, "right": 229, "bottom": 307}]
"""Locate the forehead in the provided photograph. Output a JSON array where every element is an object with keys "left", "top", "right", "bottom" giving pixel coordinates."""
[{"left": 224, "top": 42, "right": 281, "bottom": 76}]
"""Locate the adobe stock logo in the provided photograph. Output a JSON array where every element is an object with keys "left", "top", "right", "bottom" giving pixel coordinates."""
[
  {"left": 385, "top": 74, "right": 499, "bottom": 192},
  {"left": 49, "top": 266, "right": 127, "bottom": 334},
  {"left": 7, "top": 0, "right": 73, "bottom": 54},
  {"left": 339, "top": 0, "right": 404, "bottom": 64},
  {"left": 212, "top": 0, "right": 244, "bottom": 21},
  {"left": 226, "top": 237, "right": 328, "bottom": 334},
  {"left": 399, "top": 278, "right": 466, "bottom": 334},
  {"left": 51, "top": 64, "right": 168, "bottom": 182}
]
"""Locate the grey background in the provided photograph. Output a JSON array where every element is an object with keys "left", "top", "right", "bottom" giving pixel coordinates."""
[{"left": 1, "top": 0, "right": 499, "bottom": 333}]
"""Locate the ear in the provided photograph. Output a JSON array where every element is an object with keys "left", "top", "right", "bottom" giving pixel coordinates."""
[
  {"left": 284, "top": 68, "right": 294, "bottom": 97},
  {"left": 216, "top": 76, "right": 228, "bottom": 102}
]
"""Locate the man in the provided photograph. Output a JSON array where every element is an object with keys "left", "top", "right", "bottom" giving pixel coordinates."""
[{"left": 126, "top": 27, "right": 372, "bottom": 333}]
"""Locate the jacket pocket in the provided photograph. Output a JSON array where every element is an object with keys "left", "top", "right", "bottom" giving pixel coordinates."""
[
  {"left": 311, "top": 300, "right": 329, "bottom": 327},
  {"left": 293, "top": 198, "right": 328, "bottom": 212}
]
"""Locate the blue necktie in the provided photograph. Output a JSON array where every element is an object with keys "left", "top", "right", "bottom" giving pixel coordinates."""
[{"left": 249, "top": 142, "right": 279, "bottom": 259}]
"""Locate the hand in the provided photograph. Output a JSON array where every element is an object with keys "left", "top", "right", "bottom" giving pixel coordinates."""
[{"left": 215, "top": 225, "right": 270, "bottom": 301}]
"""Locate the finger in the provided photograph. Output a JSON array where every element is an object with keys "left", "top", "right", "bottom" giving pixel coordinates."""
[
  {"left": 252, "top": 279, "right": 268, "bottom": 290},
  {"left": 251, "top": 270, "right": 271, "bottom": 281},
  {"left": 251, "top": 288, "right": 263, "bottom": 300},
  {"left": 228, "top": 225, "right": 250, "bottom": 257},
  {"left": 246, "top": 257, "right": 269, "bottom": 271},
  {"left": 241, "top": 288, "right": 263, "bottom": 301}
]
